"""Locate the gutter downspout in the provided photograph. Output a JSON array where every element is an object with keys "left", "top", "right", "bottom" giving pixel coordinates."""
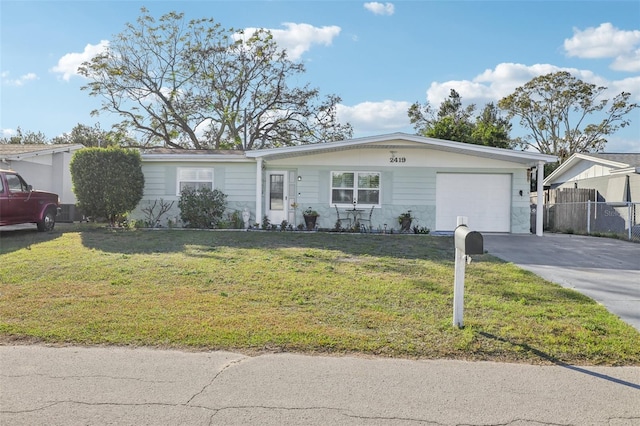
[
  {"left": 536, "top": 160, "right": 544, "bottom": 236},
  {"left": 255, "top": 158, "right": 263, "bottom": 225}
]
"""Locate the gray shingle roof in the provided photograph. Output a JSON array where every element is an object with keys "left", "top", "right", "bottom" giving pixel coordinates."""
[
  {"left": 141, "top": 147, "right": 245, "bottom": 156},
  {"left": 0, "top": 143, "right": 81, "bottom": 157},
  {"left": 588, "top": 153, "right": 640, "bottom": 167}
]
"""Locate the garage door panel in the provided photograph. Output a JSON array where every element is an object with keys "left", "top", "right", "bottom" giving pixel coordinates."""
[{"left": 436, "top": 173, "right": 511, "bottom": 232}]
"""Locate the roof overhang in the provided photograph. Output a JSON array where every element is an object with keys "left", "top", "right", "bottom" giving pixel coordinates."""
[
  {"left": 544, "top": 153, "right": 632, "bottom": 185},
  {"left": 610, "top": 166, "right": 640, "bottom": 175},
  {"left": 141, "top": 153, "right": 252, "bottom": 163},
  {"left": 0, "top": 144, "right": 84, "bottom": 161},
  {"left": 245, "top": 133, "right": 558, "bottom": 166}
]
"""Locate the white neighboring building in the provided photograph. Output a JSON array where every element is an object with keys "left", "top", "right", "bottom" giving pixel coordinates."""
[
  {"left": 0, "top": 143, "right": 84, "bottom": 220},
  {"left": 544, "top": 153, "right": 640, "bottom": 204}
]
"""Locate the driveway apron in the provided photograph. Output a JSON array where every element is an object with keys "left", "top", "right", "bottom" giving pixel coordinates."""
[{"left": 483, "top": 233, "right": 640, "bottom": 331}]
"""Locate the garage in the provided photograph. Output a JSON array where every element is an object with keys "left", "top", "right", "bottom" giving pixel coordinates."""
[{"left": 435, "top": 173, "right": 512, "bottom": 232}]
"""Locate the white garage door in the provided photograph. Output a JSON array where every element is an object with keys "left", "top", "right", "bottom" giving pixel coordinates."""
[{"left": 436, "top": 173, "right": 511, "bottom": 232}]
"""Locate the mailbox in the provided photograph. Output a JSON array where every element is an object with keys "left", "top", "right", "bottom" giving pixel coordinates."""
[{"left": 454, "top": 225, "right": 483, "bottom": 255}]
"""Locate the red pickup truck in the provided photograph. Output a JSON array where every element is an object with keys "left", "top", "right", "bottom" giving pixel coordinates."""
[{"left": 0, "top": 169, "right": 60, "bottom": 231}]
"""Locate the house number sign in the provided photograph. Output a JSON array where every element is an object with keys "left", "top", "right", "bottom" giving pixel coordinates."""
[{"left": 389, "top": 152, "right": 407, "bottom": 164}]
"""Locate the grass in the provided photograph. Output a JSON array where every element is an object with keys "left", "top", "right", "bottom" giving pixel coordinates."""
[{"left": 1, "top": 224, "right": 639, "bottom": 366}]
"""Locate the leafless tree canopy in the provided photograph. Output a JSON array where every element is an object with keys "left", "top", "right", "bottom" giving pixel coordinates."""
[
  {"left": 79, "top": 8, "right": 352, "bottom": 150},
  {"left": 498, "top": 71, "right": 638, "bottom": 161}
]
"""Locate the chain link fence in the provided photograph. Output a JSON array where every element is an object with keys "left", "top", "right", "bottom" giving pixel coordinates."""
[{"left": 532, "top": 201, "right": 640, "bottom": 242}]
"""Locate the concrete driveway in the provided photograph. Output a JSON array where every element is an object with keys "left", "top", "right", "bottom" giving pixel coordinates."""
[{"left": 483, "top": 233, "right": 640, "bottom": 331}]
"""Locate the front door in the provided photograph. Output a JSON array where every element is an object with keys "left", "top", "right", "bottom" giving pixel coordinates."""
[{"left": 267, "top": 171, "right": 289, "bottom": 226}]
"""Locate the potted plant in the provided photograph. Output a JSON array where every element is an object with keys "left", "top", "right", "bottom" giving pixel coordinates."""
[
  {"left": 398, "top": 210, "right": 413, "bottom": 232},
  {"left": 303, "top": 207, "right": 319, "bottom": 230}
]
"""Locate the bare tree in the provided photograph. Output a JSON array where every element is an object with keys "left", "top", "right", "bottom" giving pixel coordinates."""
[
  {"left": 498, "top": 71, "right": 638, "bottom": 161},
  {"left": 79, "top": 8, "right": 351, "bottom": 150}
]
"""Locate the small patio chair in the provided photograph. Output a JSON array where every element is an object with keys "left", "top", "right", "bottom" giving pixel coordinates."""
[
  {"left": 334, "top": 204, "right": 352, "bottom": 231},
  {"left": 358, "top": 205, "right": 375, "bottom": 233}
]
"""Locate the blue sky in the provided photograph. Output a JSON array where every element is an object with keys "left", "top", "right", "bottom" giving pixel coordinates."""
[{"left": 1, "top": 0, "right": 639, "bottom": 152}]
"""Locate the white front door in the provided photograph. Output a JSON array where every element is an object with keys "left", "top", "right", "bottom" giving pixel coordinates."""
[{"left": 267, "top": 171, "right": 289, "bottom": 225}]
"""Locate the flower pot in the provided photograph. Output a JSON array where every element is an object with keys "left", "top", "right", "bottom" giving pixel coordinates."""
[
  {"left": 303, "top": 215, "right": 318, "bottom": 231},
  {"left": 400, "top": 217, "right": 412, "bottom": 232}
]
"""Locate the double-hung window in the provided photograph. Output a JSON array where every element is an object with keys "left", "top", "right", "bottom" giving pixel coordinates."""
[
  {"left": 331, "top": 171, "right": 380, "bottom": 206},
  {"left": 177, "top": 167, "right": 214, "bottom": 195}
]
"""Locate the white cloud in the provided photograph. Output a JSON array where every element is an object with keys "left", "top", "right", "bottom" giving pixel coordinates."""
[
  {"left": 364, "top": 2, "right": 395, "bottom": 16},
  {"left": 424, "top": 62, "right": 633, "bottom": 108},
  {"left": 420, "top": 63, "right": 640, "bottom": 152},
  {"left": 611, "top": 48, "right": 640, "bottom": 72},
  {"left": 1, "top": 71, "right": 38, "bottom": 86},
  {"left": 1, "top": 128, "right": 16, "bottom": 137},
  {"left": 337, "top": 100, "right": 411, "bottom": 135},
  {"left": 50, "top": 40, "right": 109, "bottom": 81},
  {"left": 241, "top": 23, "right": 341, "bottom": 61},
  {"left": 604, "top": 135, "right": 640, "bottom": 153},
  {"left": 564, "top": 23, "right": 640, "bottom": 72},
  {"left": 608, "top": 75, "right": 640, "bottom": 102}
]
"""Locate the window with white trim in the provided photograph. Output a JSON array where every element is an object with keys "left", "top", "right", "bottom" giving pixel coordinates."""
[
  {"left": 331, "top": 171, "right": 380, "bottom": 206},
  {"left": 177, "top": 167, "right": 214, "bottom": 195}
]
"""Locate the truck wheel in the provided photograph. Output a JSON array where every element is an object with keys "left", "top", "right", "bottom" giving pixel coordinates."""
[{"left": 37, "top": 208, "right": 56, "bottom": 232}]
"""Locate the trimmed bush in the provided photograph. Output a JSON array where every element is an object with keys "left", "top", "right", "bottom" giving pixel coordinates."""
[
  {"left": 70, "top": 148, "right": 144, "bottom": 225},
  {"left": 178, "top": 187, "right": 227, "bottom": 228}
]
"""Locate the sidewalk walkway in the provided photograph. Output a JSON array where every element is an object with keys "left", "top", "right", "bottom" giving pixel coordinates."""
[{"left": 1, "top": 345, "right": 639, "bottom": 425}]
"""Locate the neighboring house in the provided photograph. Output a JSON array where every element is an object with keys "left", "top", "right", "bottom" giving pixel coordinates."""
[
  {"left": 541, "top": 152, "right": 640, "bottom": 239},
  {"left": 133, "top": 133, "right": 557, "bottom": 233},
  {"left": 544, "top": 153, "right": 640, "bottom": 204},
  {"left": 0, "top": 143, "right": 85, "bottom": 221}
]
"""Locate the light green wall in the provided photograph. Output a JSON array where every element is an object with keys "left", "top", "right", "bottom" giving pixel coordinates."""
[
  {"left": 274, "top": 164, "right": 530, "bottom": 233},
  {"left": 130, "top": 161, "right": 257, "bottom": 226},
  {"left": 135, "top": 147, "right": 534, "bottom": 233}
]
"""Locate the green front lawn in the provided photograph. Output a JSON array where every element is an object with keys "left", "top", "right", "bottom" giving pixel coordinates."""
[{"left": 1, "top": 225, "right": 638, "bottom": 365}]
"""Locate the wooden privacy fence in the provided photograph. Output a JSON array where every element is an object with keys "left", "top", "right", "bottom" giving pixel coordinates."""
[{"left": 550, "top": 188, "right": 596, "bottom": 232}]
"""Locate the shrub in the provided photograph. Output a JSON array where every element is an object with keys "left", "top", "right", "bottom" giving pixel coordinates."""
[
  {"left": 412, "top": 225, "right": 431, "bottom": 234},
  {"left": 178, "top": 187, "right": 227, "bottom": 228},
  {"left": 141, "top": 199, "right": 175, "bottom": 228},
  {"left": 70, "top": 148, "right": 144, "bottom": 225},
  {"left": 261, "top": 215, "right": 271, "bottom": 230},
  {"left": 229, "top": 210, "right": 244, "bottom": 229}
]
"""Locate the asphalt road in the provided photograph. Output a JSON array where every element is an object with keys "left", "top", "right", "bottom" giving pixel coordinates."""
[
  {"left": 1, "top": 345, "right": 639, "bottom": 425},
  {"left": 483, "top": 233, "right": 640, "bottom": 331}
]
